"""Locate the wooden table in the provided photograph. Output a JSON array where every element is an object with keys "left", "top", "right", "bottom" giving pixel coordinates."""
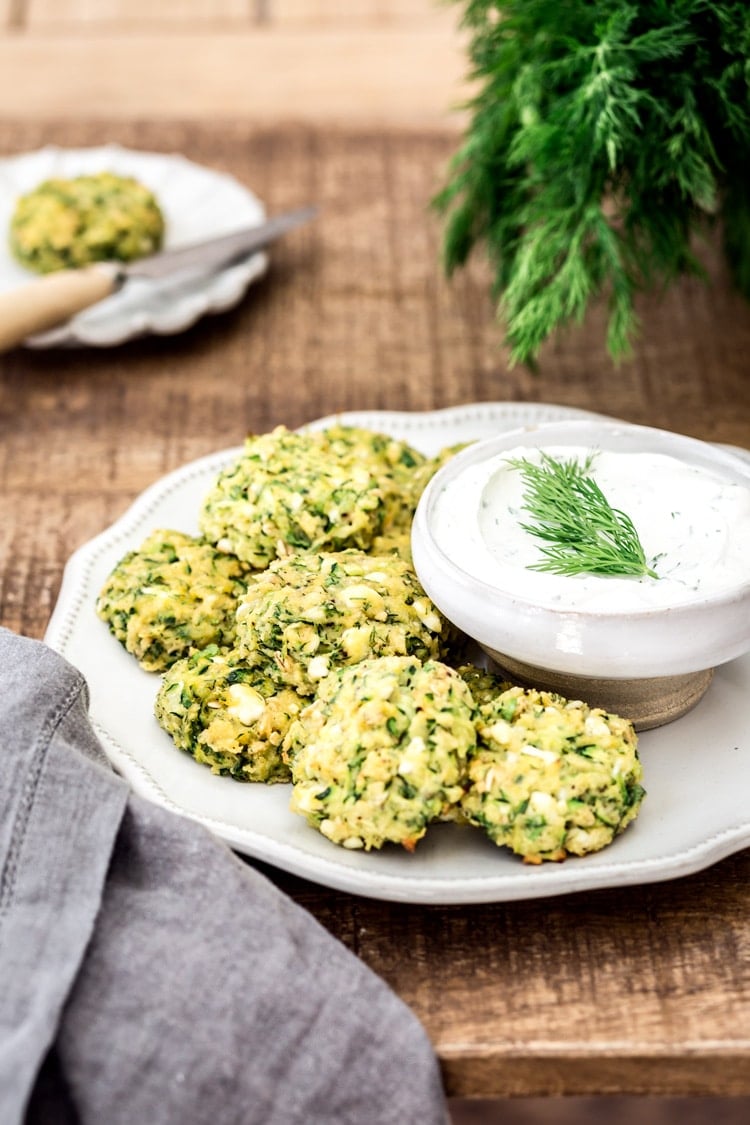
[
  {"left": 1, "top": 116, "right": 749, "bottom": 1106},
  {"left": 0, "top": 1, "right": 467, "bottom": 128}
]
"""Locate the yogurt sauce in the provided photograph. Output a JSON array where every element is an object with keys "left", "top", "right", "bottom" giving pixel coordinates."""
[{"left": 430, "top": 445, "right": 750, "bottom": 612}]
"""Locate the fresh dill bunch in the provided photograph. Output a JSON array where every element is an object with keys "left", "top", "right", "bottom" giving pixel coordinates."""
[
  {"left": 507, "top": 451, "right": 658, "bottom": 578},
  {"left": 436, "top": 0, "right": 750, "bottom": 366}
]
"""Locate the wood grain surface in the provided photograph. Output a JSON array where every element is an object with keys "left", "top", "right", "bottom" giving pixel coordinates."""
[
  {"left": 0, "top": 30, "right": 466, "bottom": 125},
  {"left": 25, "top": 0, "right": 253, "bottom": 26},
  {"left": 24, "top": 0, "right": 451, "bottom": 28},
  {"left": 1, "top": 119, "right": 749, "bottom": 1099},
  {"left": 0, "top": 1, "right": 467, "bottom": 126}
]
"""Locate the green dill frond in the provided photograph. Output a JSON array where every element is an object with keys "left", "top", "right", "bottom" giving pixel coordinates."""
[
  {"left": 436, "top": 0, "right": 750, "bottom": 366},
  {"left": 507, "top": 451, "right": 658, "bottom": 579}
]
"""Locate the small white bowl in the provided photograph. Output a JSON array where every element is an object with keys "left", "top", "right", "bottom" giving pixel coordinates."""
[{"left": 411, "top": 420, "right": 750, "bottom": 729}]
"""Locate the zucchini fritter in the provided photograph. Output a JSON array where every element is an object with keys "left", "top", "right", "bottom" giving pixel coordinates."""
[
  {"left": 96, "top": 529, "right": 249, "bottom": 672},
  {"left": 321, "top": 424, "right": 426, "bottom": 534},
  {"left": 455, "top": 663, "right": 514, "bottom": 709},
  {"left": 461, "top": 686, "right": 645, "bottom": 862},
  {"left": 235, "top": 549, "right": 447, "bottom": 695},
  {"left": 368, "top": 530, "right": 413, "bottom": 565},
  {"left": 155, "top": 645, "right": 302, "bottom": 783},
  {"left": 199, "top": 426, "right": 384, "bottom": 568},
  {"left": 10, "top": 171, "right": 164, "bottom": 273},
  {"left": 407, "top": 441, "right": 474, "bottom": 511},
  {"left": 285, "top": 655, "right": 476, "bottom": 851}
]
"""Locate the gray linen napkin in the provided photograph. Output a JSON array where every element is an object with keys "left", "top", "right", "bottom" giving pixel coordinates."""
[{"left": 0, "top": 628, "right": 450, "bottom": 1125}]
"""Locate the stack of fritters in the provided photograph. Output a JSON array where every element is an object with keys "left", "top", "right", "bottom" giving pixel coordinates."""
[{"left": 97, "top": 424, "right": 645, "bottom": 861}]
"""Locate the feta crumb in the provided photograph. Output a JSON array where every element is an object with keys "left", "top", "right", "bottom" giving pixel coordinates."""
[
  {"left": 307, "top": 655, "right": 330, "bottom": 681},
  {"left": 226, "top": 684, "right": 266, "bottom": 726}
]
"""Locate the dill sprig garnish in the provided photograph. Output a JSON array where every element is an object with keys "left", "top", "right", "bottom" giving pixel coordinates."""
[{"left": 507, "top": 452, "right": 658, "bottom": 579}]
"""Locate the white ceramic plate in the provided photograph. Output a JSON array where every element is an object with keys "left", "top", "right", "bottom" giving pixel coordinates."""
[
  {"left": 44, "top": 403, "right": 750, "bottom": 903},
  {"left": 0, "top": 144, "right": 268, "bottom": 347}
]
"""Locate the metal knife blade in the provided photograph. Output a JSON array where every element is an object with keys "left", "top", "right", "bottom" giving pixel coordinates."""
[
  {"left": 0, "top": 204, "right": 317, "bottom": 353},
  {"left": 120, "top": 204, "right": 318, "bottom": 282}
]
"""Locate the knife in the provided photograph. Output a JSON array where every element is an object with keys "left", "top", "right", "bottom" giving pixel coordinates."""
[{"left": 0, "top": 204, "right": 316, "bottom": 352}]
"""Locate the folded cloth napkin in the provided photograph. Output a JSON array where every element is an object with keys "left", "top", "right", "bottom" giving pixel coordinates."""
[{"left": 0, "top": 628, "right": 450, "bottom": 1125}]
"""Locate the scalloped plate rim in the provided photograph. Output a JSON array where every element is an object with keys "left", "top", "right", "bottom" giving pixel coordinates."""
[{"left": 43, "top": 402, "right": 750, "bottom": 903}]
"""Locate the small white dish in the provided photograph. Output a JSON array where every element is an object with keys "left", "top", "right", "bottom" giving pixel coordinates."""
[
  {"left": 412, "top": 420, "right": 750, "bottom": 729},
  {"left": 43, "top": 404, "right": 750, "bottom": 903},
  {"left": 0, "top": 144, "right": 269, "bottom": 346}
]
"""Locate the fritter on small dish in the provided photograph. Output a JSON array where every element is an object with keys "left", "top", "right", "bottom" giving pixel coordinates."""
[{"left": 10, "top": 171, "right": 164, "bottom": 273}]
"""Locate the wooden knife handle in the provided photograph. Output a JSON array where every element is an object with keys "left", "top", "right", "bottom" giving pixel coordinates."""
[{"left": 0, "top": 263, "right": 119, "bottom": 352}]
